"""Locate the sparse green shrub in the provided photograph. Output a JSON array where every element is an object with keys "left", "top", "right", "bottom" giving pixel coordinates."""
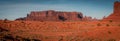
[{"left": 97, "top": 23, "right": 101, "bottom": 26}]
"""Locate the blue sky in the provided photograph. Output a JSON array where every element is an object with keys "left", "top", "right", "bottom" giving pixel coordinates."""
[{"left": 0, "top": 0, "right": 115, "bottom": 20}]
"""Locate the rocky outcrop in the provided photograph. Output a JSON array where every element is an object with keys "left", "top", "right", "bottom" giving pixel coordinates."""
[
  {"left": 82, "top": 16, "right": 92, "bottom": 21},
  {"left": 103, "top": 1, "right": 120, "bottom": 21},
  {"left": 16, "top": 10, "right": 83, "bottom": 21}
]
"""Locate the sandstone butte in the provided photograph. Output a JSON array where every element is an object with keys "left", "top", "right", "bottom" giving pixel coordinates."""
[
  {"left": 15, "top": 10, "right": 97, "bottom": 21},
  {"left": 103, "top": 1, "right": 120, "bottom": 21},
  {"left": 0, "top": 1, "right": 120, "bottom": 41},
  {"left": 15, "top": 10, "right": 83, "bottom": 21}
]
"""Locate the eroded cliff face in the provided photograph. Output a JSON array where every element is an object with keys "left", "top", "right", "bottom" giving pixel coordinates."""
[
  {"left": 103, "top": 1, "right": 120, "bottom": 21},
  {"left": 16, "top": 10, "right": 83, "bottom": 21}
]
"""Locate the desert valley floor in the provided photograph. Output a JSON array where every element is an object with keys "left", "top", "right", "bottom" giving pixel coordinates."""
[{"left": 0, "top": 20, "right": 120, "bottom": 41}]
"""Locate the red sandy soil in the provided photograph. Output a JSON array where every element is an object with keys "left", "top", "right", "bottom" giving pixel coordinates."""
[{"left": 0, "top": 20, "right": 120, "bottom": 41}]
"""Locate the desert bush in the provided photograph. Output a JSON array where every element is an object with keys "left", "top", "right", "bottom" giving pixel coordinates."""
[
  {"left": 97, "top": 23, "right": 101, "bottom": 26},
  {"left": 118, "top": 24, "right": 120, "bottom": 26},
  {"left": 70, "top": 37, "right": 80, "bottom": 41},
  {"left": 108, "top": 31, "right": 111, "bottom": 34},
  {"left": 0, "top": 38, "right": 6, "bottom": 41},
  {"left": 32, "top": 39, "right": 41, "bottom": 41},
  {"left": 15, "top": 35, "right": 41, "bottom": 41},
  {"left": 58, "top": 36, "right": 63, "bottom": 41},
  {"left": 82, "top": 38, "right": 93, "bottom": 41},
  {"left": 106, "top": 24, "right": 110, "bottom": 27},
  {"left": 21, "top": 21, "right": 25, "bottom": 23},
  {"left": 15, "top": 36, "right": 21, "bottom": 39},
  {"left": 22, "top": 38, "right": 31, "bottom": 41},
  {"left": 45, "top": 36, "right": 49, "bottom": 39},
  {"left": 107, "top": 39, "right": 116, "bottom": 41},
  {"left": 59, "top": 38, "right": 63, "bottom": 41},
  {"left": 109, "top": 20, "right": 113, "bottom": 23},
  {"left": 3, "top": 34, "right": 14, "bottom": 40},
  {"left": 92, "top": 38, "right": 101, "bottom": 41}
]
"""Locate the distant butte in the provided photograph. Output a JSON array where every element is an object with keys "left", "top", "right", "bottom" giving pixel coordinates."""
[
  {"left": 103, "top": 1, "right": 120, "bottom": 21},
  {"left": 16, "top": 10, "right": 96, "bottom": 21}
]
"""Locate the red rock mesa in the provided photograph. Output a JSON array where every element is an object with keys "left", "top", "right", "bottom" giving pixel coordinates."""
[
  {"left": 16, "top": 10, "right": 84, "bottom": 21},
  {"left": 103, "top": 1, "right": 120, "bottom": 21}
]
